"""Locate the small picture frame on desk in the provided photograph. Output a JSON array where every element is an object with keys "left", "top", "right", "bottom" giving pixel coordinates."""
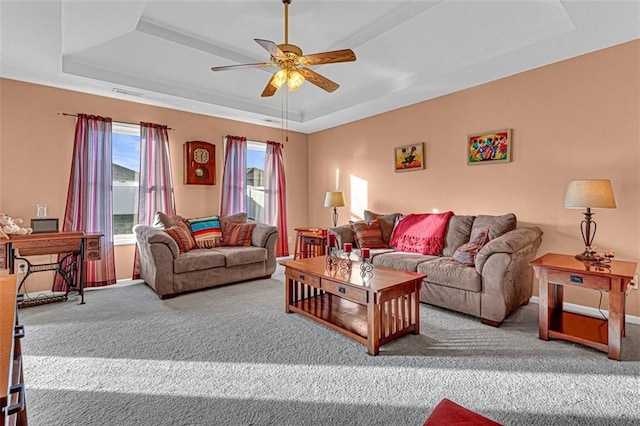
[{"left": 31, "top": 218, "right": 59, "bottom": 234}]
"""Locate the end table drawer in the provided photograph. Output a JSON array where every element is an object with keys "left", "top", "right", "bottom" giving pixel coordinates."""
[
  {"left": 286, "top": 269, "right": 320, "bottom": 288},
  {"left": 547, "top": 270, "right": 610, "bottom": 291},
  {"left": 321, "top": 279, "right": 367, "bottom": 304}
]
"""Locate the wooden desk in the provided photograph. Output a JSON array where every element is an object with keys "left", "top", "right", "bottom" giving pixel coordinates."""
[
  {"left": 0, "top": 275, "right": 28, "bottom": 426},
  {"left": 530, "top": 253, "right": 637, "bottom": 360},
  {"left": 0, "top": 232, "right": 102, "bottom": 305}
]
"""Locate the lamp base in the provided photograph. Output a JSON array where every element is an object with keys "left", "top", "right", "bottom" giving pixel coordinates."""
[{"left": 575, "top": 252, "right": 603, "bottom": 262}]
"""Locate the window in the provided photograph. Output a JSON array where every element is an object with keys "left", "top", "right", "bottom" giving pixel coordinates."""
[
  {"left": 112, "top": 123, "right": 140, "bottom": 244},
  {"left": 246, "top": 141, "right": 266, "bottom": 222}
]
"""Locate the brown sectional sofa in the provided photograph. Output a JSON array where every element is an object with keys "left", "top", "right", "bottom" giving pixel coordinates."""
[
  {"left": 329, "top": 211, "right": 543, "bottom": 326},
  {"left": 134, "top": 221, "right": 279, "bottom": 299}
]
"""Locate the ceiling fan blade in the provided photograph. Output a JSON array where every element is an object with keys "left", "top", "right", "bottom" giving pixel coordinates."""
[
  {"left": 211, "top": 63, "right": 275, "bottom": 72},
  {"left": 304, "top": 49, "right": 356, "bottom": 66},
  {"left": 254, "top": 39, "right": 287, "bottom": 59},
  {"left": 261, "top": 73, "right": 279, "bottom": 97},
  {"left": 298, "top": 68, "right": 339, "bottom": 93}
]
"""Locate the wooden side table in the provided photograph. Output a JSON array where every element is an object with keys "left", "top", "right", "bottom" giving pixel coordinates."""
[
  {"left": 293, "top": 228, "right": 327, "bottom": 260},
  {"left": 530, "top": 253, "right": 637, "bottom": 360}
]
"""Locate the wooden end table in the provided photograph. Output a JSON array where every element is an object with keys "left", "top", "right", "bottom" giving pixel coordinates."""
[
  {"left": 530, "top": 253, "right": 637, "bottom": 360},
  {"left": 282, "top": 256, "right": 425, "bottom": 355}
]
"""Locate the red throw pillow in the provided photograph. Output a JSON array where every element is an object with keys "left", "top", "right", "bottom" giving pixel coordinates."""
[
  {"left": 221, "top": 221, "right": 256, "bottom": 247},
  {"left": 164, "top": 220, "right": 197, "bottom": 253},
  {"left": 452, "top": 229, "right": 490, "bottom": 266},
  {"left": 350, "top": 220, "right": 388, "bottom": 249}
]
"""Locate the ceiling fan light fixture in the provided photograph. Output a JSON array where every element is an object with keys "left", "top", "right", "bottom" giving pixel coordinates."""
[
  {"left": 272, "top": 69, "right": 288, "bottom": 89},
  {"left": 287, "top": 69, "right": 304, "bottom": 91}
]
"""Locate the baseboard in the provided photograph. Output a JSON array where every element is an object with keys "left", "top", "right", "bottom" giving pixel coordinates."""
[{"left": 529, "top": 296, "right": 640, "bottom": 325}]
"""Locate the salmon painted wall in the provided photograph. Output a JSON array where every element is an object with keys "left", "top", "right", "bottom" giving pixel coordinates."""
[
  {"left": 308, "top": 40, "right": 640, "bottom": 317},
  {"left": 0, "top": 79, "right": 308, "bottom": 285}
]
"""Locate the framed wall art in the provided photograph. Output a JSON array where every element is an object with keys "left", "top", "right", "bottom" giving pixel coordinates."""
[
  {"left": 394, "top": 143, "right": 425, "bottom": 172},
  {"left": 467, "top": 129, "right": 512, "bottom": 165}
]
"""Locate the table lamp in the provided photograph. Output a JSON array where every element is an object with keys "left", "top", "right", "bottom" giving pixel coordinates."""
[
  {"left": 324, "top": 191, "right": 345, "bottom": 227},
  {"left": 563, "top": 179, "right": 617, "bottom": 260}
]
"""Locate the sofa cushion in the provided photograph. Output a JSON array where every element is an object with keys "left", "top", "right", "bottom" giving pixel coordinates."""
[
  {"left": 221, "top": 221, "right": 256, "bottom": 246},
  {"left": 164, "top": 221, "right": 197, "bottom": 253},
  {"left": 154, "top": 212, "right": 184, "bottom": 229},
  {"left": 173, "top": 249, "right": 226, "bottom": 273},
  {"left": 417, "top": 257, "right": 482, "bottom": 292},
  {"left": 350, "top": 220, "right": 388, "bottom": 249},
  {"left": 212, "top": 246, "right": 268, "bottom": 267},
  {"left": 373, "top": 252, "right": 439, "bottom": 272},
  {"left": 470, "top": 213, "right": 516, "bottom": 241},
  {"left": 187, "top": 216, "right": 223, "bottom": 248},
  {"left": 442, "top": 215, "right": 475, "bottom": 257},
  {"left": 363, "top": 210, "right": 403, "bottom": 245},
  {"left": 452, "top": 229, "right": 490, "bottom": 266},
  {"left": 389, "top": 212, "right": 454, "bottom": 255},
  {"left": 220, "top": 212, "right": 248, "bottom": 224}
]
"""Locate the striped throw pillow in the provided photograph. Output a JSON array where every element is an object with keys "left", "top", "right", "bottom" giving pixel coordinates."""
[
  {"left": 350, "top": 220, "right": 388, "bottom": 249},
  {"left": 164, "top": 221, "right": 197, "bottom": 253},
  {"left": 188, "top": 216, "right": 222, "bottom": 248},
  {"left": 221, "top": 221, "right": 256, "bottom": 247}
]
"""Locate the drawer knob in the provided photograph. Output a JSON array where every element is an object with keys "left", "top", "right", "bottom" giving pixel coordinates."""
[
  {"left": 570, "top": 275, "right": 584, "bottom": 284},
  {"left": 339, "top": 286, "right": 346, "bottom": 294},
  {"left": 299, "top": 274, "right": 305, "bottom": 280}
]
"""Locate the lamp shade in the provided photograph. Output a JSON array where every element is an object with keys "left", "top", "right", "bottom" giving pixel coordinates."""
[
  {"left": 324, "top": 191, "right": 345, "bottom": 208},
  {"left": 563, "top": 179, "right": 617, "bottom": 209}
]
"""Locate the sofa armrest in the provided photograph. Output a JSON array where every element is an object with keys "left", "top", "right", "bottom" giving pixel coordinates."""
[
  {"left": 251, "top": 223, "right": 279, "bottom": 248},
  {"left": 134, "top": 224, "right": 179, "bottom": 258},
  {"left": 328, "top": 224, "right": 354, "bottom": 249},
  {"left": 475, "top": 227, "right": 543, "bottom": 274}
]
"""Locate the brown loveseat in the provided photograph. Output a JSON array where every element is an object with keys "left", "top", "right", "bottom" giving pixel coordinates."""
[
  {"left": 134, "top": 214, "right": 279, "bottom": 299},
  {"left": 329, "top": 211, "right": 543, "bottom": 326}
]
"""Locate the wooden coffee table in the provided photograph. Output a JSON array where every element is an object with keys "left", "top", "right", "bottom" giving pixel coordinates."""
[{"left": 282, "top": 256, "right": 426, "bottom": 355}]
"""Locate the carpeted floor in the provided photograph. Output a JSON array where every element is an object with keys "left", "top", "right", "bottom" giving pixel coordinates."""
[{"left": 19, "top": 264, "right": 640, "bottom": 426}]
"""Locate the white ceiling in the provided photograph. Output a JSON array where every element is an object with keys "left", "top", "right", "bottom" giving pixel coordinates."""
[{"left": 1, "top": 0, "right": 639, "bottom": 134}]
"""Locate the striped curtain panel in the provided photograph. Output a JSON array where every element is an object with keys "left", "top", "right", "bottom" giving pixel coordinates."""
[
  {"left": 132, "top": 122, "right": 176, "bottom": 279},
  {"left": 264, "top": 141, "right": 289, "bottom": 257},
  {"left": 220, "top": 135, "right": 247, "bottom": 216},
  {"left": 54, "top": 114, "right": 116, "bottom": 290}
]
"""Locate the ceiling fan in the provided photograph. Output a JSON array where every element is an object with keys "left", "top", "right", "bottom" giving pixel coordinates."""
[{"left": 210, "top": 0, "right": 356, "bottom": 97}]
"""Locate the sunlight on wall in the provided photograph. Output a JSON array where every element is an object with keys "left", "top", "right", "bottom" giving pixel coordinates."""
[
  {"left": 335, "top": 168, "right": 340, "bottom": 190},
  {"left": 350, "top": 175, "right": 367, "bottom": 221}
]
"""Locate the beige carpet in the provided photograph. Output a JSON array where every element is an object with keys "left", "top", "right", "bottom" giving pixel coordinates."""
[{"left": 18, "top": 265, "right": 640, "bottom": 425}]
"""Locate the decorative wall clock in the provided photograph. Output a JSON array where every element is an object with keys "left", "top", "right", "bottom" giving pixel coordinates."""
[{"left": 184, "top": 141, "right": 215, "bottom": 185}]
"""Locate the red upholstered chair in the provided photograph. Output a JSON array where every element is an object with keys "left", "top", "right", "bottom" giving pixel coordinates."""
[{"left": 423, "top": 398, "right": 501, "bottom": 426}]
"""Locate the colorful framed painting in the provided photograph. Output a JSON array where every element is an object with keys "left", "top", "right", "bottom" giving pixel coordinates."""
[
  {"left": 394, "top": 143, "right": 425, "bottom": 172},
  {"left": 467, "top": 129, "right": 512, "bottom": 165}
]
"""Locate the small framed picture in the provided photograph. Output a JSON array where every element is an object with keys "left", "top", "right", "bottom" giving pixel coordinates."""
[
  {"left": 467, "top": 129, "right": 512, "bottom": 165},
  {"left": 31, "top": 218, "right": 59, "bottom": 234},
  {"left": 394, "top": 143, "right": 425, "bottom": 172}
]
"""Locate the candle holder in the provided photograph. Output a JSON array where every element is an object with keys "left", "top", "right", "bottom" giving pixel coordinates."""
[
  {"left": 339, "top": 251, "right": 352, "bottom": 278},
  {"left": 325, "top": 245, "right": 339, "bottom": 271},
  {"left": 360, "top": 257, "right": 373, "bottom": 280}
]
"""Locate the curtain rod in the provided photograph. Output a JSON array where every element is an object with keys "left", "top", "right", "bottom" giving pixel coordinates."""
[
  {"left": 58, "top": 112, "right": 174, "bottom": 130},
  {"left": 222, "top": 135, "right": 284, "bottom": 148}
]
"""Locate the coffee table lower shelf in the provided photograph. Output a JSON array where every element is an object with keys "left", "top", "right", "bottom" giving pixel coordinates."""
[
  {"left": 548, "top": 310, "right": 608, "bottom": 353},
  {"left": 289, "top": 292, "right": 418, "bottom": 355}
]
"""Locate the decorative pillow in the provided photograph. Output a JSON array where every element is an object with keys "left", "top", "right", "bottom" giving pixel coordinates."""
[
  {"left": 363, "top": 210, "right": 403, "bottom": 245},
  {"left": 389, "top": 212, "right": 454, "bottom": 255},
  {"left": 452, "top": 229, "right": 490, "bottom": 266},
  {"left": 187, "top": 216, "right": 222, "bottom": 248},
  {"left": 154, "top": 212, "right": 184, "bottom": 229},
  {"left": 221, "top": 221, "right": 256, "bottom": 247},
  {"left": 470, "top": 213, "right": 517, "bottom": 241},
  {"left": 349, "top": 220, "right": 388, "bottom": 249},
  {"left": 164, "top": 221, "right": 197, "bottom": 253}
]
